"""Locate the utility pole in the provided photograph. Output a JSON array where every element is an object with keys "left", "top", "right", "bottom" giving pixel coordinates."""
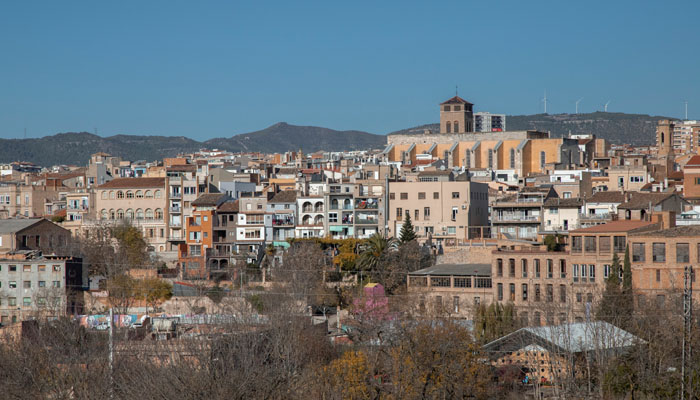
[
  {"left": 681, "top": 265, "right": 693, "bottom": 400},
  {"left": 109, "top": 307, "right": 114, "bottom": 398}
]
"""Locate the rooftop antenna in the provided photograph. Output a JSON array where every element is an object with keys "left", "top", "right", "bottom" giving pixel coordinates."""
[
  {"left": 541, "top": 90, "right": 548, "bottom": 114},
  {"left": 685, "top": 101, "right": 688, "bottom": 120},
  {"left": 575, "top": 98, "right": 584, "bottom": 114},
  {"left": 455, "top": 85, "right": 458, "bottom": 96},
  {"left": 604, "top": 100, "right": 610, "bottom": 112}
]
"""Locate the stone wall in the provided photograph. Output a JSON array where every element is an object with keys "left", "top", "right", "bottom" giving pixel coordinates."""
[{"left": 387, "top": 130, "right": 548, "bottom": 146}]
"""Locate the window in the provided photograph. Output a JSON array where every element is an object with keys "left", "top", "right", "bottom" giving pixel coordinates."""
[
  {"left": 581, "top": 263, "right": 587, "bottom": 279},
  {"left": 453, "top": 296, "right": 460, "bottom": 313},
  {"left": 126, "top": 191, "right": 134, "bottom": 199},
  {"left": 39, "top": 281, "right": 45, "bottom": 288},
  {"left": 600, "top": 236, "right": 611, "bottom": 253},
  {"left": 510, "top": 148, "right": 516, "bottom": 168},
  {"left": 451, "top": 207, "right": 458, "bottom": 221},
  {"left": 451, "top": 192, "right": 459, "bottom": 199},
  {"left": 677, "top": 243, "right": 690, "bottom": 263},
  {"left": 431, "top": 277, "right": 450, "bottom": 287},
  {"left": 446, "top": 121, "right": 452, "bottom": 133},
  {"left": 589, "top": 264, "right": 596, "bottom": 282},
  {"left": 418, "top": 192, "right": 426, "bottom": 200},
  {"left": 497, "top": 283, "right": 503, "bottom": 301},
  {"left": 584, "top": 236, "right": 596, "bottom": 253},
  {"left": 410, "top": 277, "right": 427, "bottom": 287},
  {"left": 497, "top": 259, "right": 503, "bottom": 277},
  {"left": 534, "top": 284, "right": 541, "bottom": 302},
  {"left": 521, "top": 259, "right": 528, "bottom": 278},
  {"left": 576, "top": 292, "right": 582, "bottom": 302},
  {"left": 656, "top": 269, "right": 661, "bottom": 282},
  {"left": 189, "top": 245, "right": 202, "bottom": 256},
  {"left": 509, "top": 259, "right": 516, "bottom": 277},
  {"left": 400, "top": 193, "right": 408, "bottom": 200},
  {"left": 547, "top": 259, "right": 553, "bottom": 279},
  {"left": 488, "top": 149, "right": 494, "bottom": 169},
  {"left": 9, "top": 265, "right": 16, "bottom": 272},
  {"left": 632, "top": 243, "right": 645, "bottom": 262},
  {"left": 546, "top": 284, "right": 553, "bottom": 302},
  {"left": 614, "top": 236, "right": 626, "bottom": 252},
  {"left": 509, "top": 283, "right": 516, "bottom": 301},
  {"left": 423, "top": 207, "right": 430, "bottom": 220},
  {"left": 9, "top": 297, "right": 16, "bottom": 306},
  {"left": 454, "top": 121, "right": 459, "bottom": 132},
  {"left": 549, "top": 207, "right": 558, "bottom": 214},
  {"left": 533, "top": 312, "right": 541, "bottom": 326},
  {"left": 534, "top": 259, "right": 541, "bottom": 278},
  {"left": 136, "top": 190, "right": 143, "bottom": 198},
  {"left": 560, "top": 260, "right": 566, "bottom": 278},
  {"left": 433, "top": 192, "right": 439, "bottom": 199},
  {"left": 587, "top": 293, "right": 593, "bottom": 303},
  {"left": 435, "top": 296, "right": 443, "bottom": 311},
  {"left": 23, "top": 265, "right": 31, "bottom": 272},
  {"left": 604, "top": 264, "right": 611, "bottom": 278},
  {"left": 395, "top": 208, "right": 402, "bottom": 220},
  {"left": 447, "top": 226, "right": 456, "bottom": 235},
  {"left": 9, "top": 281, "right": 16, "bottom": 289},
  {"left": 23, "top": 297, "right": 31, "bottom": 307},
  {"left": 414, "top": 209, "right": 419, "bottom": 221},
  {"left": 389, "top": 193, "right": 395, "bottom": 200},
  {"left": 444, "top": 105, "right": 451, "bottom": 112},
  {"left": 656, "top": 294, "right": 666, "bottom": 307},
  {"left": 573, "top": 264, "right": 579, "bottom": 282},
  {"left": 560, "top": 285, "right": 566, "bottom": 302},
  {"left": 540, "top": 151, "right": 546, "bottom": 168},
  {"left": 117, "top": 191, "right": 124, "bottom": 199},
  {"left": 454, "top": 277, "right": 470, "bottom": 288},
  {"left": 23, "top": 281, "right": 31, "bottom": 289},
  {"left": 522, "top": 284, "right": 528, "bottom": 301},
  {"left": 652, "top": 243, "right": 666, "bottom": 262},
  {"left": 571, "top": 236, "right": 582, "bottom": 253}
]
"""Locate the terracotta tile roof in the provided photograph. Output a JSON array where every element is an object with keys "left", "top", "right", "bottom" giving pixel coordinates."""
[
  {"left": 631, "top": 225, "right": 700, "bottom": 237},
  {"left": 440, "top": 95, "right": 473, "bottom": 105},
  {"left": 97, "top": 177, "right": 165, "bottom": 189},
  {"left": 618, "top": 192, "right": 676, "bottom": 210},
  {"left": 192, "top": 193, "right": 228, "bottom": 207},
  {"left": 217, "top": 200, "right": 239, "bottom": 212},
  {"left": 586, "top": 191, "right": 626, "bottom": 203},
  {"left": 685, "top": 155, "right": 700, "bottom": 167},
  {"left": 543, "top": 198, "right": 583, "bottom": 207},
  {"left": 570, "top": 220, "right": 656, "bottom": 233},
  {"left": 269, "top": 190, "right": 297, "bottom": 203}
]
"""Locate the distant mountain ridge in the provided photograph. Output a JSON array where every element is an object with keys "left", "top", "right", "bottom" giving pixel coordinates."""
[
  {"left": 0, "top": 123, "right": 387, "bottom": 166},
  {"left": 0, "top": 112, "right": 672, "bottom": 166},
  {"left": 389, "top": 112, "right": 672, "bottom": 146}
]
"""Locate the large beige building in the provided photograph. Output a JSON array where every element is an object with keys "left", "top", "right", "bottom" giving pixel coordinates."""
[
  {"left": 93, "top": 177, "right": 170, "bottom": 254},
  {"left": 387, "top": 180, "right": 489, "bottom": 242}
]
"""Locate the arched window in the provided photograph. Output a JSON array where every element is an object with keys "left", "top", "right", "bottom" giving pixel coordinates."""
[
  {"left": 454, "top": 121, "right": 459, "bottom": 132},
  {"left": 145, "top": 209, "right": 154, "bottom": 219},
  {"left": 314, "top": 215, "right": 324, "bottom": 225},
  {"left": 125, "top": 209, "right": 134, "bottom": 220},
  {"left": 315, "top": 202, "right": 324, "bottom": 212},
  {"left": 109, "top": 191, "right": 115, "bottom": 199},
  {"left": 155, "top": 208, "right": 163, "bottom": 219},
  {"left": 126, "top": 191, "right": 134, "bottom": 199},
  {"left": 101, "top": 191, "right": 108, "bottom": 200},
  {"left": 145, "top": 190, "right": 153, "bottom": 198},
  {"left": 661, "top": 132, "right": 665, "bottom": 144},
  {"left": 136, "top": 190, "right": 143, "bottom": 198},
  {"left": 302, "top": 202, "right": 312, "bottom": 212},
  {"left": 100, "top": 209, "right": 108, "bottom": 220},
  {"left": 136, "top": 209, "right": 144, "bottom": 220},
  {"left": 117, "top": 191, "right": 124, "bottom": 199},
  {"left": 302, "top": 215, "right": 312, "bottom": 225},
  {"left": 343, "top": 199, "right": 351, "bottom": 209},
  {"left": 510, "top": 148, "right": 516, "bottom": 169},
  {"left": 117, "top": 209, "right": 124, "bottom": 219},
  {"left": 446, "top": 121, "right": 452, "bottom": 133},
  {"left": 154, "top": 190, "right": 162, "bottom": 199},
  {"left": 109, "top": 209, "right": 115, "bottom": 220},
  {"left": 331, "top": 199, "right": 339, "bottom": 210}
]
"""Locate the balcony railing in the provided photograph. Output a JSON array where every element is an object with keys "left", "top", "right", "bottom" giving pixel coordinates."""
[
  {"left": 493, "top": 215, "right": 540, "bottom": 222},
  {"left": 169, "top": 207, "right": 181, "bottom": 213},
  {"left": 579, "top": 213, "right": 610, "bottom": 220},
  {"left": 272, "top": 217, "right": 295, "bottom": 226},
  {"left": 170, "top": 193, "right": 182, "bottom": 199},
  {"left": 355, "top": 218, "right": 378, "bottom": 225}
]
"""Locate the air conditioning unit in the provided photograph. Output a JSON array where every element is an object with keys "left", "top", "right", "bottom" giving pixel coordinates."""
[{"left": 461, "top": 205, "right": 467, "bottom": 210}]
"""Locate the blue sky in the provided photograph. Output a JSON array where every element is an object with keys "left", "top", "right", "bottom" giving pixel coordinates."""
[{"left": 1, "top": 1, "right": 699, "bottom": 140}]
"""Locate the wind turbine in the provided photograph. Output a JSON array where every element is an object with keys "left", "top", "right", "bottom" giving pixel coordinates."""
[
  {"left": 575, "top": 98, "right": 584, "bottom": 114},
  {"left": 541, "top": 90, "right": 548, "bottom": 114},
  {"left": 604, "top": 100, "right": 610, "bottom": 112}
]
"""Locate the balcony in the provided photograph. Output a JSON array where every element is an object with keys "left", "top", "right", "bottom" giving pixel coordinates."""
[
  {"left": 579, "top": 213, "right": 610, "bottom": 220},
  {"left": 170, "top": 221, "right": 182, "bottom": 227},
  {"left": 355, "top": 199, "right": 378, "bottom": 209},
  {"left": 355, "top": 218, "right": 378, "bottom": 225},
  {"left": 272, "top": 216, "right": 295, "bottom": 226},
  {"left": 169, "top": 207, "right": 181, "bottom": 214},
  {"left": 492, "top": 215, "right": 540, "bottom": 223},
  {"left": 170, "top": 193, "right": 182, "bottom": 199}
]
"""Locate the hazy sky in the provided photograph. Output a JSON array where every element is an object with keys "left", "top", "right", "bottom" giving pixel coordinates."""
[{"left": 1, "top": 1, "right": 699, "bottom": 140}]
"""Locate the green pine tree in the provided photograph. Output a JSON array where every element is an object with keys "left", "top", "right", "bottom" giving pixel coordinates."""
[
  {"left": 399, "top": 213, "right": 417, "bottom": 244},
  {"left": 596, "top": 253, "right": 621, "bottom": 323},
  {"left": 623, "top": 245, "right": 632, "bottom": 291}
]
